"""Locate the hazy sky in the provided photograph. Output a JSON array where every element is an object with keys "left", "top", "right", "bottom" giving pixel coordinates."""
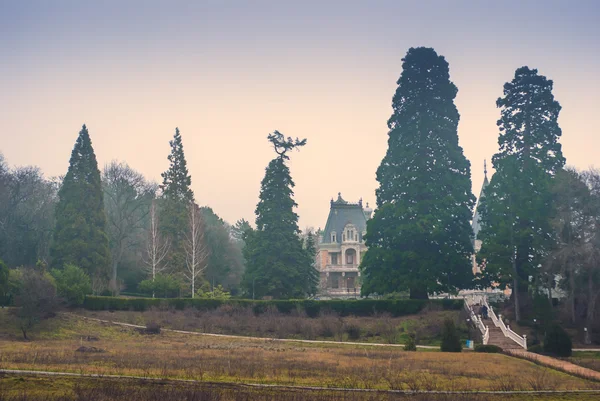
[{"left": 1, "top": 1, "right": 599, "bottom": 229}]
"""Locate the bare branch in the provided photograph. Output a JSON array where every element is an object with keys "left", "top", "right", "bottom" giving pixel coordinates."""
[{"left": 183, "top": 201, "right": 209, "bottom": 297}]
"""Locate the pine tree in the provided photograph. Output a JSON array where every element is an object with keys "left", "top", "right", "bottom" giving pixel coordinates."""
[
  {"left": 478, "top": 67, "right": 565, "bottom": 320},
  {"left": 242, "top": 131, "right": 316, "bottom": 299},
  {"left": 50, "top": 125, "right": 111, "bottom": 286},
  {"left": 159, "top": 128, "right": 194, "bottom": 273},
  {"left": 303, "top": 230, "right": 319, "bottom": 296},
  {"left": 360, "top": 47, "right": 475, "bottom": 299}
]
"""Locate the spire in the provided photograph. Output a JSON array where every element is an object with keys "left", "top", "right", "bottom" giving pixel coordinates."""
[{"left": 482, "top": 159, "right": 489, "bottom": 187}]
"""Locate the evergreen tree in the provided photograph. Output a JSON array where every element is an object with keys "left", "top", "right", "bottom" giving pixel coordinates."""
[
  {"left": 159, "top": 128, "right": 194, "bottom": 273},
  {"left": 478, "top": 67, "right": 565, "bottom": 320},
  {"left": 303, "top": 230, "right": 319, "bottom": 296},
  {"left": 201, "top": 207, "right": 245, "bottom": 290},
  {"left": 242, "top": 131, "right": 316, "bottom": 299},
  {"left": 360, "top": 47, "right": 475, "bottom": 299},
  {"left": 50, "top": 125, "right": 111, "bottom": 286}
]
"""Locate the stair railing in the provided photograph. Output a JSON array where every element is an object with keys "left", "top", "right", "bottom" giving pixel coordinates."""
[
  {"left": 465, "top": 296, "right": 489, "bottom": 344},
  {"left": 482, "top": 297, "right": 527, "bottom": 350}
]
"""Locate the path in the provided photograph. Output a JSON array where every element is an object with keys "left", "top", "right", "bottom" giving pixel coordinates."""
[{"left": 507, "top": 349, "right": 600, "bottom": 381}]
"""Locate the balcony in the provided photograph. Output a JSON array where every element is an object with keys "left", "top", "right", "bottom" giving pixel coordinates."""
[{"left": 323, "top": 264, "right": 359, "bottom": 273}]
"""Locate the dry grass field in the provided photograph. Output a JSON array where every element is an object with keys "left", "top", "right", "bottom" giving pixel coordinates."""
[
  {"left": 567, "top": 352, "right": 600, "bottom": 372},
  {"left": 0, "top": 309, "right": 598, "bottom": 397},
  {"left": 74, "top": 304, "right": 466, "bottom": 345}
]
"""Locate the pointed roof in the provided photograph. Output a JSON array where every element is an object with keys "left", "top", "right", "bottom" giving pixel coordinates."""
[
  {"left": 321, "top": 193, "right": 368, "bottom": 244},
  {"left": 472, "top": 160, "right": 489, "bottom": 241}
]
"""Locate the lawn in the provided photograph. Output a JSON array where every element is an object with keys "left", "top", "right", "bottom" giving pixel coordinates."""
[{"left": 0, "top": 309, "right": 597, "bottom": 393}]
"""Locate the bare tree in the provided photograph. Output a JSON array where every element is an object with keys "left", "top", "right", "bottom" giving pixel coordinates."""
[
  {"left": 184, "top": 202, "right": 208, "bottom": 297},
  {"left": 143, "top": 200, "right": 170, "bottom": 296},
  {"left": 103, "top": 161, "right": 156, "bottom": 294}
]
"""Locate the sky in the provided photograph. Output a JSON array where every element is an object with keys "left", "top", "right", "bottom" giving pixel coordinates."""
[{"left": 1, "top": 0, "right": 599, "bottom": 230}]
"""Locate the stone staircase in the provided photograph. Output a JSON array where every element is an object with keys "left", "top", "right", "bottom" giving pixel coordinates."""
[
  {"left": 486, "top": 323, "right": 523, "bottom": 350},
  {"left": 465, "top": 295, "right": 528, "bottom": 350}
]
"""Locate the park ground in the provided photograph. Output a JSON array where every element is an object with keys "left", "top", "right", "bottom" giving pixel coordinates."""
[{"left": 2, "top": 309, "right": 600, "bottom": 400}]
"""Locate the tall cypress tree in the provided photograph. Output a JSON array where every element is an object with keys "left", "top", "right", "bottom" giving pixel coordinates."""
[
  {"left": 360, "top": 47, "right": 475, "bottom": 299},
  {"left": 478, "top": 67, "right": 565, "bottom": 320},
  {"left": 159, "top": 128, "right": 194, "bottom": 273},
  {"left": 242, "top": 131, "right": 316, "bottom": 299},
  {"left": 50, "top": 125, "right": 111, "bottom": 284}
]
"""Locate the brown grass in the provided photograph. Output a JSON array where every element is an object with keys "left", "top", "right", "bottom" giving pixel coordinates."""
[
  {"left": 1, "top": 375, "right": 599, "bottom": 401},
  {"left": 74, "top": 304, "right": 465, "bottom": 345},
  {"left": 0, "top": 312, "right": 595, "bottom": 392}
]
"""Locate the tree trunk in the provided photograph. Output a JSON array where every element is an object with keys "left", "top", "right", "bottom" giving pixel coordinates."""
[
  {"left": 570, "top": 272, "right": 577, "bottom": 324},
  {"left": 585, "top": 271, "right": 598, "bottom": 345},
  {"left": 22, "top": 329, "right": 28, "bottom": 340},
  {"left": 512, "top": 257, "right": 521, "bottom": 322},
  {"left": 110, "top": 259, "right": 119, "bottom": 296},
  {"left": 410, "top": 287, "right": 429, "bottom": 299}
]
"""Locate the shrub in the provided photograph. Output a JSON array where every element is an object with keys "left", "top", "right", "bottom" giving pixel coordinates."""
[
  {"left": 145, "top": 321, "right": 161, "bottom": 334},
  {"left": 528, "top": 344, "right": 544, "bottom": 354},
  {"left": 51, "top": 264, "right": 92, "bottom": 306},
  {"left": 543, "top": 323, "right": 572, "bottom": 357},
  {"left": 82, "top": 296, "right": 464, "bottom": 317},
  {"left": 12, "top": 267, "right": 58, "bottom": 339},
  {"left": 138, "top": 275, "right": 181, "bottom": 298},
  {"left": 344, "top": 322, "right": 361, "bottom": 340},
  {"left": 440, "top": 318, "right": 462, "bottom": 352},
  {"left": 474, "top": 344, "right": 502, "bottom": 353},
  {"left": 197, "top": 284, "right": 231, "bottom": 300},
  {"left": 404, "top": 333, "right": 417, "bottom": 351}
]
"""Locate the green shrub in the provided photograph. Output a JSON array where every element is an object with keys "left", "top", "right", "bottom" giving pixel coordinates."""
[
  {"left": 474, "top": 344, "right": 502, "bottom": 353},
  {"left": 197, "top": 284, "right": 231, "bottom": 300},
  {"left": 82, "top": 296, "right": 464, "bottom": 316},
  {"left": 528, "top": 344, "right": 544, "bottom": 354},
  {"left": 138, "top": 275, "right": 181, "bottom": 298},
  {"left": 440, "top": 318, "right": 462, "bottom": 352},
  {"left": 404, "top": 333, "right": 417, "bottom": 351},
  {"left": 51, "top": 264, "right": 92, "bottom": 306},
  {"left": 543, "top": 324, "right": 572, "bottom": 357}
]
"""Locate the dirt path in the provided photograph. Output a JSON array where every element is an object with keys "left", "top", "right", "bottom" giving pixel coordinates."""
[
  {"left": 507, "top": 349, "right": 600, "bottom": 380},
  {"left": 2, "top": 368, "right": 600, "bottom": 395},
  {"left": 67, "top": 313, "right": 441, "bottom": 349}
]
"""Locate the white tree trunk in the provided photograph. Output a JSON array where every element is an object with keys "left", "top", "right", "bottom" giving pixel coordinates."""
[
  {"left": 143, "top": 200, "right": 169, "bottom": 298},
  {"left": 184, "top": 202, "right": 208, "bottom": 298}
]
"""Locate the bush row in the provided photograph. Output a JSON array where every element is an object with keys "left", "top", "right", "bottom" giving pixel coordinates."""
[{"left": 83, "top": 296, "right": 463, "bottom": 317}]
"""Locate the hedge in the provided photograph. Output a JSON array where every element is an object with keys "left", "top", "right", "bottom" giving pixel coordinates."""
[
  {"left": 474, "top": 344, "right": 503, "bottom": 353},
  {"left": 82, "top": 296, "right": 463, "bottom": 317}
]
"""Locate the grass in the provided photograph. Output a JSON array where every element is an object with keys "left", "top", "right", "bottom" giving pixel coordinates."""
[
  {"left": 566, "top": 352, "right": 600, "bottom": 372},
  {"left": 73, "top": 304, "right": 467, "bottom": 345},
  {"left": 1, "top": 375, "right": 600, "bottom": 401},
  {"left": 0, "top": 309, "right": 597, "bottom": 392}
]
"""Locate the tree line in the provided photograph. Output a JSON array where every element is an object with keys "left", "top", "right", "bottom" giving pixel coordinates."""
[
  {"left": 0, "top": 123, "right": 319, "bottom": 307},
  {"left": 359, "top": 47, "right": 600, "bottom": 342},
  {"left": 1, "top": 46, "right": 599, "bottom": 342}
]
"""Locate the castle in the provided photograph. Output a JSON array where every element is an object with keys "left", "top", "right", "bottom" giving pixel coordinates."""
[{"left": 316, "top": 193, "right": 372, "bottom": 298}]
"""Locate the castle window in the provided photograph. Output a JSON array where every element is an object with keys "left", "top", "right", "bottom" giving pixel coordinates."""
[
  {"left": 331, "top": 253, "right": 338, "bottom": 265},
  {"left": 331, "top": 232, "right": 336, "bottom": 242}
]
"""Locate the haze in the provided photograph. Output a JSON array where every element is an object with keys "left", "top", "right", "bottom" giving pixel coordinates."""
[{"left": 1, "top": 0, "right": 599, "bottom": 229}]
